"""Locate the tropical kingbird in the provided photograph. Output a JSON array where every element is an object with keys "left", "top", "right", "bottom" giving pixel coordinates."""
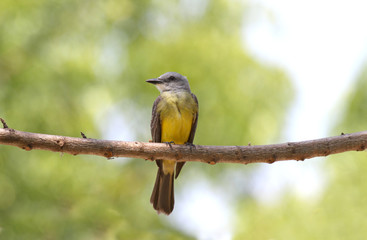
[{"left": 146, "top": 72, "right": 199, "bottom": 215}]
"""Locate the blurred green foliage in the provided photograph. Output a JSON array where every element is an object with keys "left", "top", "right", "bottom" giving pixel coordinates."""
[{"left": 0, "top": 0, "right": 291, "bottom": 239}]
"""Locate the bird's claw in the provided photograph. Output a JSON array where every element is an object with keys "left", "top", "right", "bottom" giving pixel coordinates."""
[
  {"left": 164, "top": 141, "right": 175, "bottom": 149},
  {"left": 185, "top": 142, "right": 196, "bottom": 151}
]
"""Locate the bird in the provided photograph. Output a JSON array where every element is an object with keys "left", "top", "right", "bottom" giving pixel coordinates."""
[{"left": 146, "top": 72, "right": 199, "bottom": 215}]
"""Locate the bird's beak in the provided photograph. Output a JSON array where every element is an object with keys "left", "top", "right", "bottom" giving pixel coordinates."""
[{"left": 146, "top": 78, "right": 162, "bottom": 84}]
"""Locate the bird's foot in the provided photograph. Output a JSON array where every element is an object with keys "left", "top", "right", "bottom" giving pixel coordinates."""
[
  {"left": 184, "top": 142, "right": 196, "bottom": 151},
  {"left": 164, "top": 141, "right": 175, "bottom": 149}
]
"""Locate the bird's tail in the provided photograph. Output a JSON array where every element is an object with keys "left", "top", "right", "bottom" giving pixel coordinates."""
[{"left": 150, "top": 167, "right": 174, "bottom": 215}]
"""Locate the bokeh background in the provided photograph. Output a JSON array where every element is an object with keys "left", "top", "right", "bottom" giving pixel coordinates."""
[{"left": 1, "top": 0, "right": 367, "bottom": 239}]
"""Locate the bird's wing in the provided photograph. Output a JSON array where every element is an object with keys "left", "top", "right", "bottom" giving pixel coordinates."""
[
  {"left": 187, "top": 93, "right": 199, "bottom": 144},
  {"left": 151, "top": 96, "right": 162, "bottom": 168}
]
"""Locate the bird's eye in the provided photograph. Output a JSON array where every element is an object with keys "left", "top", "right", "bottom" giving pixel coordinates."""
[{"left": 168, "top": 76, "right": 175, "bottom": 81}]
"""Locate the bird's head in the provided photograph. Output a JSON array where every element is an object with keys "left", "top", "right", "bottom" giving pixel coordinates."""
[{"left": 146, "top": 72, "right": 191, "bottom": 93}]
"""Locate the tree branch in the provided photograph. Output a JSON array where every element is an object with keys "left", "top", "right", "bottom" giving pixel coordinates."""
[{"left": 0, "top": 126, "right": 366, "bottom": 164}]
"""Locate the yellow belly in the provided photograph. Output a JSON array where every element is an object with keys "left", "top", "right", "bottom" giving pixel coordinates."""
[
  {"left": 161, "top": 110, "right": 193, "bottom": 144},
  {"left": 158, "top": 91, "right": 196, "bottom": 144},
  {"left": 158, "top": 91, "right": 197, "bottom": 174}
]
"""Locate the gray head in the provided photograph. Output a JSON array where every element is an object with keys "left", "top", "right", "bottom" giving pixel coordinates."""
[{"left": 146, "top": 72, "right": 191, "bottom": 93}]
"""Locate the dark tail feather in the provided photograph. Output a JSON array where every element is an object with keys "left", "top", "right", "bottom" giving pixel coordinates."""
[{"left": 150, "top": 167, "right": 174, "bottom": 215}]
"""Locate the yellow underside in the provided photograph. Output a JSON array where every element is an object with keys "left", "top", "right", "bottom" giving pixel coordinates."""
[
  {"left": 161, "top": 111, "right": 193, "bottom": 144},
  {"left": 158, "top": 91, "right": 197, "bottom": 174}
]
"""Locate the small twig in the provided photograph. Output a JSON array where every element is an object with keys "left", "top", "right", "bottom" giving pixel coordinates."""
[
  {"left": 81, "top": 132, "right": 87, "bottom": 139},
  {"left": 0, "top": 118, "right": 9, "bottom": 129}
]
